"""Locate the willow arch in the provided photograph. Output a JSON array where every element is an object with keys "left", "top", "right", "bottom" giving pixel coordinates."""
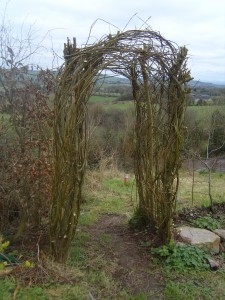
[{"left": 50, "top": 29, "right": 191, "bottom": 262}]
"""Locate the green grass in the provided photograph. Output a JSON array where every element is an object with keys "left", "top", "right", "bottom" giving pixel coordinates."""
[
  {"left": 2, "top": 169, "right": 225, "bottom": 299},
  {"left": 75, "top": 171, "right": 225, "bottom": 299},
  {"left": 164, "top": 268, "right": 225, "bottom": 300},
  {"left": 88, "top": 95, "right": 134, "bottom": 110},
  {"left": 79, "top": 175, "right": 135, "bottom": 226},
  {"left": 46, "top": 285, "right": 89, "bottom": 300},
  {"left": 68, "top": 231, "right": 90, "bottom": 266},
  {"left": 0, "top": 279, "right": 49, "bottom": 300},
  {"left": 89, "top": 99, "right": 224, "bottom": 113},
  {"left": 187, "top": 105, "right": 225, "bottom": 127},
  {"left": 89, "top": 95, "right": 118, "bottom": 103},
  {"left": 0, "top": 278, "right": 17, "bottom": 300},
  {"left": 178, "top": 170, "right": 225, "bottom": 209}
]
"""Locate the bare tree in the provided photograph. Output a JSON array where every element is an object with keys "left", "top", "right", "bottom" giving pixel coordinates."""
[{"left": 186, "top": 110, "right": 225, "bottom": 210}]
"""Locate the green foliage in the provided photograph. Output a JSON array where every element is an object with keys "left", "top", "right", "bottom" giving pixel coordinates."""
[
  {"left": 24, "top": 260, "right": 35, "bottom": 268},
  {"left": 152, "top": 243, "right": 172, "bottom": 257},
  {"left": 0, "top": 240, "right": 9, "bottom": 252},
  {"left": 152, "top": 241, "right": 209, "bottom": 270},
  {"left": 165, "top": 245, "right": 209, "bottom": 270},
  {"left": 152, "top": 240, "right": 176, "bottom": 255},
  {"left": 192, "top": 215, "right": 221, "bottom": 231},
  {"left": 0, "top": 237, "right": 10, "bottom": 270}
]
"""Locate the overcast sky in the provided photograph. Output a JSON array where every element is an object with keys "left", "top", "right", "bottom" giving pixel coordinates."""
[{"left": 1, "top": 0, "right": 225, "bottom": 83}]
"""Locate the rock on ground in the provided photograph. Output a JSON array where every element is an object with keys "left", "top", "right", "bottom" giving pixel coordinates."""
[
  {"left": 176, "top": 226, "right": 220, "bottom": 253},
  {"left": 213, "top": 229, "right": 225, "bottom": 242}
]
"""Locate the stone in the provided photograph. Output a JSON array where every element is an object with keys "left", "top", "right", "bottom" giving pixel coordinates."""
[
  {"left": 176, "top": 226, "right": 220, "bottom": 254},
  {"left": 213, "top": 229, "right": 225, "bottom": 242},
  {"left": 206, "top": 258, "right": 220, "bottom": 271},
  {"left": 221, "top": 242, "right": 225, "bottom": 252},
  {"left": 176, "top": 241, "right": 185, "bottom": 246}
]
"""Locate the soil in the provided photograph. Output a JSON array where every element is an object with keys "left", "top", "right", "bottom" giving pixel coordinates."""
[
  {"left": 85, "top": 203, "right": 225, "bottom": 298},
  {"left": 87, "top": 213, "right": 164, "bottom": 299},
  {"left": 174, "top": 202, "right": 225, "bottom": 225},
  {"left": 4, "top": 203, "right": 225, "bottom": 297}
]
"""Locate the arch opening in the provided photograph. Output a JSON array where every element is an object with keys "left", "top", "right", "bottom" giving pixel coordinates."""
[{"left": 49, "top": 29, "right": 191, "bottom": 262}]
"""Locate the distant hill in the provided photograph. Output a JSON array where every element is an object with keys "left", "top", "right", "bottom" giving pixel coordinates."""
[
  {"left": 25, "top": 70, "right": 225, "bottom": 89},
  {"left": 95, "top": 74, "right": 130, "bottom": 85},
  {"left": 96, "top": 76, "right": 225, "bottom": 88},
  {"left": 188, "top": 80, "right": 225, "bottom": 89}
]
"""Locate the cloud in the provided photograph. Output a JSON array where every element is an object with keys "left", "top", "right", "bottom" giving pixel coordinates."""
[{"left": 1, "top": 0, "right": 224, "bottom": 82}]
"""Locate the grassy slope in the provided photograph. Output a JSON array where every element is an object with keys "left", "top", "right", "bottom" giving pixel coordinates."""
[
  {"left": 1, "top": 169, "right": 225, "bottom": 299},
  {"left": 178, "top": 170, "right": 225, "bottom": 209},
  {"left": 89, "top": 99, "right": 224, "bottom": 114},
  {"left": 89, "top": 95, "right": 134, "bottom": 110},
  {"left": 187, "top": 105, "right": 225, "bottom": 127},
  {"left": 89, "top": 95, "right": 118, "bottom": 103}
]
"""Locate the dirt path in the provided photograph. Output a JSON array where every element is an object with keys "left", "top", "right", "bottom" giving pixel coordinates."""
[{"left": 87, "top": 213, "right": 164, "bottom": 299}]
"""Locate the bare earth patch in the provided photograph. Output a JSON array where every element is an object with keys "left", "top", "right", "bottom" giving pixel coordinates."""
[{"left": 87, "top": 213, "right": 164, "bottom": 299}]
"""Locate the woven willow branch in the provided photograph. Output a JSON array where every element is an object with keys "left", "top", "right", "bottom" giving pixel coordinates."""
[{"left": 50, "top": 29, "right": 191, "bottom": 261}]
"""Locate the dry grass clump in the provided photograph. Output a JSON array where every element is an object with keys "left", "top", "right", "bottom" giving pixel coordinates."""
[
  {"left": 84, "top": 156, "right": 123, "bottom": 194},
  {"left": 0, "top": 254, "right": 78, "bottom": 286}
]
